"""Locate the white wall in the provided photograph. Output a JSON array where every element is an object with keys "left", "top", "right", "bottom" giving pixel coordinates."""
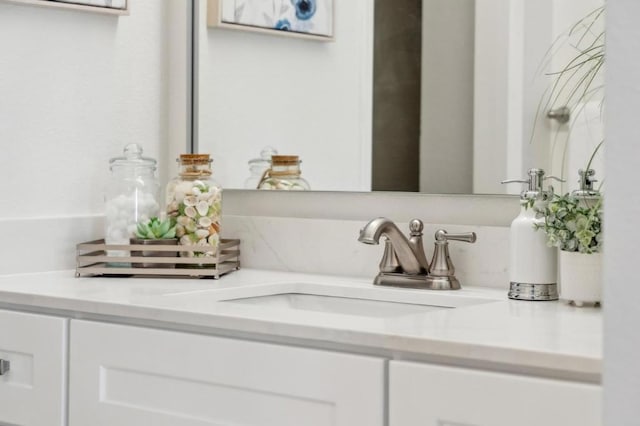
[
  {"left": 0, "top": 0, "right": 175, "bottom": 218},
  {"left": 0, "top": 0, "right": 188, "bottom": 274},
  {"left": 197, "top": 0, "right": 373, "bottom": 191},
  {"left": 604, "top": 1, "right": 640, "bottom": 423}
]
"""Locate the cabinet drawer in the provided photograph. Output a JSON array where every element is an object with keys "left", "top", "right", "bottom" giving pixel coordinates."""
[
  {"left": 69, "top": 320, "right": 385, "bottom": 426},
  {"left": 390, "top": 361, "right": 601, "bottom": 426},
  {"left": 0, "top": 309, "right": 67, "bottom": 426}
]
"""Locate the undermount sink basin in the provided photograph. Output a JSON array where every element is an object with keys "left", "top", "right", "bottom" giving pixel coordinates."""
[
  {"left": 164, "top": 282, "right": 499, "bottom": 319},
  {"left": 221, "top": 293, "right": 449, "bottom": 318}
]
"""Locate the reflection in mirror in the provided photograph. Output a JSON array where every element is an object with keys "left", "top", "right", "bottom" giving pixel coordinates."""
[{"left": 196, "top": 0, "right": 604, "bottom": 195}]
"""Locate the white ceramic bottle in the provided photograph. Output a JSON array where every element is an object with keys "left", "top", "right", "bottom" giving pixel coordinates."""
[{"left": 502, "top": 169, "right": 559, "bottom": 301}]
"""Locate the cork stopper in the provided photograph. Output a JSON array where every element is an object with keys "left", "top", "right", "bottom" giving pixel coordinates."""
[
  {"left": 179, "top": 154, "right": 211, "bottom": 165},
  {"left": 271, "top": 155, "right": 300, "bottom": 166},
  {"left": 177, "top": 154, "right": 212, "bottom": 179}
]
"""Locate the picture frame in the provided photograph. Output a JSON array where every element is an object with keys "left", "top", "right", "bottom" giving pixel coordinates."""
[
  {"left": 207, "top": 0, "right": 334, "bottom": 41},
  {"left": 0, "top": 0, "right": 129, "bottom": 15}
]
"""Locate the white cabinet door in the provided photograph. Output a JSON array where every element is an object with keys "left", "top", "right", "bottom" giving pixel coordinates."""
[
  {"left": 0, "top": 309, "right": 67, "bottom": 426},
  {"left": 390, "top": 361, "right": 602, "bottom": 426},
  {"left": 69, "top": 320, "right": 385, "bottom": 426}
]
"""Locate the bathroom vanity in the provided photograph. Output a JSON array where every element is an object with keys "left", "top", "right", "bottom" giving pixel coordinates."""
[{"left": 0, "top": 269, "right": 602, "bottom": 426}]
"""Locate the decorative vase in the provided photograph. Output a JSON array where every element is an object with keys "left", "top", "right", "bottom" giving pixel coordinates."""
[
  {"left": 559, "top": 250, "right": 602, "bottom": 306},
  {"left": 130, "top": 238, "right": 178, "bottom": 269}
]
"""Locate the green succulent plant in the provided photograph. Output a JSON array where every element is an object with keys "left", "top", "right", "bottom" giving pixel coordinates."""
[{"left": 135, "top": 217, "right": 177, "bottom": 239}]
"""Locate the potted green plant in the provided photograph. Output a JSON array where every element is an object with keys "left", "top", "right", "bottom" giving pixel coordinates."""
[
  {"left": 130, "top": 217, "right": 178, "bottom": 268},
  {"left": 536, "top": 176, "right": 603, "bottom": 306}
]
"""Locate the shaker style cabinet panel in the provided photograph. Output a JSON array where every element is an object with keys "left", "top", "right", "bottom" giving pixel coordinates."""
[
  {"left": 389, "top": 361, "right": 602, "bottom": 426},
  {"left": 69, "top": 320, "right": 385, "bottom": 426},
  {"left": 0, "top": 309, "right": 68, "bottom": 426}
]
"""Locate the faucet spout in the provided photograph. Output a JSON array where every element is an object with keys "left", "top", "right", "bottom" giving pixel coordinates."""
[{"left": 358, "top": 217, "right": 426, "bottom": 275}]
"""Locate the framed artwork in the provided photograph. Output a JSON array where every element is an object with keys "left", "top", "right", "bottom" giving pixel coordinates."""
[
  {"left": 208, "top": 0, "right": 334, "bottom": 41},
  {"left": 0, "top": 0, "right": 128, "bottom": 15}
]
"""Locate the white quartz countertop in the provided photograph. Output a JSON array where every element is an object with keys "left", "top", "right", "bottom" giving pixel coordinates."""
[{"left": 0, "top": 269, "right": 601, "bottom": 382}]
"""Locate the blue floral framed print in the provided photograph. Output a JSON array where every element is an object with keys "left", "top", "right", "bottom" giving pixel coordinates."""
[{"left": 211, "top": 0, "right": 334, "bottom": 39}]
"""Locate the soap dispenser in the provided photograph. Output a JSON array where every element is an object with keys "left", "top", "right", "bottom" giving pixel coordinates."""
[
  {"left": 572, "top": 168, "right": 601, "bottom": 207},
  {"left": 502, "top": 169, "right": 562, "bottom": 301}
]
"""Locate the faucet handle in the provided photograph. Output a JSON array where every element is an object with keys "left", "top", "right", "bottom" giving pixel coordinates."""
[
  {"left": 426, "top": 229, "right": 477, "bottom": 290},
  {"left": 408, "top": 219, "right": 424, "bottom": 236},
  {"left": 434, "top": 229, "right": 476, "bottom": 243}
]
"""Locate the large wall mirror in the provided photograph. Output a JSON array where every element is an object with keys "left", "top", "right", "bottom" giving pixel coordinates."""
[{"left": 194, "top": 0, "right": 604, "bottom": 195}]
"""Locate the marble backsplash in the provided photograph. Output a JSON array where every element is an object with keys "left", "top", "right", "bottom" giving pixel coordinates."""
[
  {"left": 0, "top": 214, "right": 510, "bottom": 290},
  {"left": 223, "top": 215, "right": 510, "bottom": 289}
]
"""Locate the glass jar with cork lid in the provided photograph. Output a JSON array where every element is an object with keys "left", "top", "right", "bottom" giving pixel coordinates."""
[
  {"left": 166, "top": 154, "right": 222, "bottom": 258},
  {"left": 257, "top": 155, "right": 310, "bottom": 191}
]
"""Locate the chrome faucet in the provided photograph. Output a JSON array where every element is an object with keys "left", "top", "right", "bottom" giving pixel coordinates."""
[
  {"left": 358, "top": 217, "right": 428, "bottom": 275},
  {"left": 358, "top": 217, "right": 476, "bottom": 290}
]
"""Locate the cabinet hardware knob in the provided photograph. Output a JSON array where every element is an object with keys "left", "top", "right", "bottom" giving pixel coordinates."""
[{"left": 0, "top": 359, "right": 10, "bottom": 376}]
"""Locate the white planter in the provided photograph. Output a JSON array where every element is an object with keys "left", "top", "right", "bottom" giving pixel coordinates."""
[{"left": 559, "top": 251, "right": 602, "bottom": 306}]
